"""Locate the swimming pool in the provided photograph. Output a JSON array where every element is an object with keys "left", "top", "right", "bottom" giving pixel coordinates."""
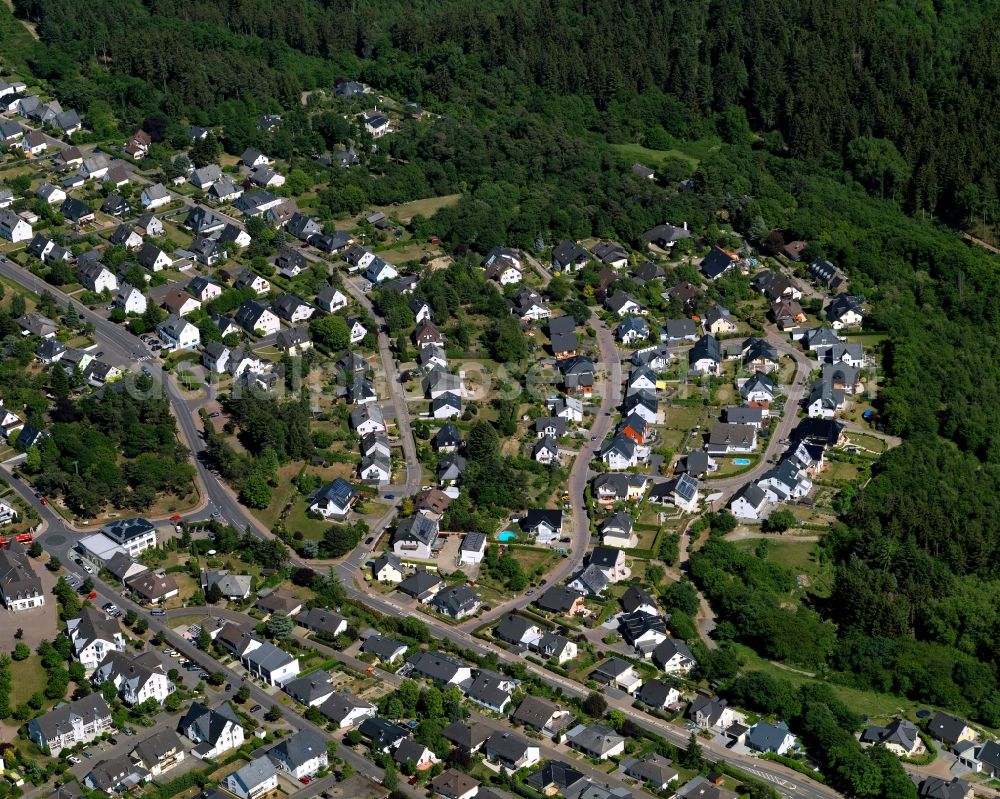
[
  {"left": 733, "top": 458, "right": 752, "bottom": 466},
  {"left": 497, "top": 531, "right": 517, "bottom": 542}
]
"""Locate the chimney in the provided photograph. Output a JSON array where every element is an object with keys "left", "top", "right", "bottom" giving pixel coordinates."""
[{"left": 683, "top": 221, "right": 688, "bottom": 231}]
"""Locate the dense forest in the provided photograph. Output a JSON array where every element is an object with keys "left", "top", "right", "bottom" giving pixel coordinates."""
[
  {"left": 14, "top": 0, "right": 1000, "bottom": 226},
  {"left": 9, "top": 0, "right": 1000, "bottom": 732}
]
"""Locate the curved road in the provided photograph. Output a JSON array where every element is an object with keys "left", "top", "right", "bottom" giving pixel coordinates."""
[{"left": 0, "top": 253, "right": 836, "bottom": 799}]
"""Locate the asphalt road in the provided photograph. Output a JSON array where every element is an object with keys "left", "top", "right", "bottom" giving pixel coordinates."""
[
  {"left": 458, "top": 313, "right": 622, "bottom": 629},
  {"left": 0, "top": 250, "right": 836, "bottom": 799}
]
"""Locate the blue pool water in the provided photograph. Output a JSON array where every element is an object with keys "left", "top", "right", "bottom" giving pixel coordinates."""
[
  {"left": 497, "top": 531, "right": 517, "bottom": 542},
  {"left": 733, "top": 458, "right": 752, "bottom": 466}
]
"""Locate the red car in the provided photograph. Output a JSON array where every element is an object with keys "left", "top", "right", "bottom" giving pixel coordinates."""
[
  {"left": 170, "top": 514, "right": 182, "bottom": 521},
  {"left": 87, "top": 592, "right": 97, "bottom": 600},
  {"left": 39, "top": 497, "right": 47, "bottom": 505},
  {"left": 298, "top": 777, "right": 311, "bottom": 785}
]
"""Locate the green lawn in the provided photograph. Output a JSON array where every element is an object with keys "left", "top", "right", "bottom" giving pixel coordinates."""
[
  {"left": 9, "top": 655, "right": 47, "bottom": 707},
  {"left": 610, "top": 138, "right": 722, "bottom": 170},
  {"left": 730, "top": 643, "right": 931, "bottom": 723},
  {"left": 663, "top": 404, "right": 707, "bottom": 431},
  {"left": 740, "top": 536, "right": 836, "bottom": 597},
  {"left": 844, "top": 432, "right": 890, "bottom": 454},
  {"left": 370, "top": 194, "right": 461, "bottom": 223},
  {"left": 284, "top": 502, "right": 334, "bottom": 542}
]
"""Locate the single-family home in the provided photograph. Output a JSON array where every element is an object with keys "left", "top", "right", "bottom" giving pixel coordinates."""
[
  {"left": 316, "top": 691, "right": 376, "bottom": 728},
  {"left": 484, "top": 731, "right": 540, "bottom": 771},
  {"left": 268, "top": 729, "right": 327, "bottom": 780},
  {"left": 393, "top": 513, "right": 439, "bottom": 560},
  {"left": 131, "top": 729, "right": 185, "bottom": 777},
  {"left": 157, "top": 315, "right": 200, "bottom": 352},
  {"left": 700, "top": 246, "right": 739, "bottom": 280},
  {"left": 652, "top": 637, "right": 697, "bottom": 674},
  {"left": 730, "top": 482, "right": 769, "bottom": 520},
  {"left": 224, "top": 757, "right": 277, "bottom": 799},
  {"left": 567, "top": 723, "right": 626, "bottom": 760},
  {"left": 689, "top": 334, "right": 721, "bottom": 375}
]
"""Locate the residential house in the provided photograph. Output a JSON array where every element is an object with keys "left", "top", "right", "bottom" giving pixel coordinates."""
[
  {"left": 36, "top": 182, "right": 66, "bottom": 205},
  {"left": 643, "top": 222, "right": 692, "bottom": 249},
  {"left": 689, "top": 334, "right": 721, "bottom": 375},
  {"left": 860, "top": 718, "right": 924, "bottom": 757},
  {"left": 700, "top": 246, "right": 739, "bottom": 280},
  {"left": 688, "top": 696, "right": 736, "bottom": 730},
  {"left": 394, "top": 739, "right": 437, "bottom": 771},
  {"left": 157, "top": 315, "right": 200, "bottom": 352},
  {"left": 590, "top": 658, "right": 643, "bottom": 694},
  {"left": 601, "top": 511, "right": 636, "bottom": 548},
  {"left": 272, "top": 293, "right": 314, "bottom": 324},
  {"left": 706, "top": 423, "right": 757, "bottom": 455},
  {"left": 600, "top": 434, "right": 638, "bottom": 470},
  {"left": 430, "top": 585, "right": 480, "bottom": 620},
  {"left": 552, "top": 240, "right": 590, "bottom": 272},
  {"left": 189, "top": 235, "right": 222, "bottom": 266},
  {"left": 308, "top": 479, "right": 357, "bottom": 520},
  {"left": 636, "top": 679, "right": 681, "bottom": 712},
  {"left": 136, "top": 214, "right": 164, "bottom": 237},
  {"left": 91, "top": 650, "right": 173, "bottom": 706},
  {"left": 28, "top": 695, "right": 113, "bottom": 752},
  {"left": 184, "top": 206, "right": 225, "bottom": 234},
  {"left": 61, "top": 197, "right": 94, "bottom": 224},
  {"left": 190, "top": 164, "right": 222, "bottom": 190},
  {"left": 127, "top": 572, "right": 180, "bottom": 604},
  {"left": 592, "top": 472, "right": 648, "bottom": 504},
  {"left": 484, "top": 731, "right": 540, "bottom": 771},
  {"left": 623, "top": 753, "right": 679, "bottom": 792},
  {"left": 78, "top": 261, "right": 117, "bottom": 294},
  {"left": 606, "top": 290, "right": 644, "bottom": 316},
  {"left": 547, "top": 317, "right": 579, "bottom": 361},
  {"left": 534, "top": 586, "right": 585, "bottom": 616},
  {"left": 741, "top": 337, "right": 780, "bottom": 373},
  {"left": 591, "top": 240, "right": 629, "bottom": 269},
  {"left": 268, "top": 729, "right": 327, "bottom": 780},
  {"left": 316, "top": 691, "right": 376, "bottom": 728},
  {"left": 464, "top": 669, "right": 515, "bottom": 713},
  {"left": 364, "top": 257, "right": 398, "bottom": 284},
  {"left": 618, "top": 611, "right": 668, "bottom": 655},
  {"left": 201, "top": 570, "right": 253, "bottom": 601},
  {"left": 747, "top": 721, "right": 796, "bottom": 755},
  {"left": 927, "top": 712, "right": 975, "bottom": 749},
  {"left": 459, "top": 532, "right": 488, "bottom": 565},
  {"left": 224, "top": 757, "right": 277, "bottom": 799},
  {"left": 807, "top": 258, "right": 848, "bottom": 290},
  {"left": 241, "top": 641, "right": 300, "bottom": 687},
  {"left": 770, "top": 297, "right": 806, "bottom": 329},
  {"left": 0, "top": 539, "right": 44, "bottom": 612},
  {"left": 537, "top": 632, "right": 578, "bottom": 663},
  {"left": 407, "top": 651, "right": 472, "bottom": 687},
  {"left": 162, "top": 287, "right": 201, "bottom": 317},
  {"left": 826, "top": 295, "right": 865, "bottom": 329},
  {"left": 362, "top": 112, "right": 390, "bottom": 137},
  {"left": 397, "top": 570, "right": 443, "bottom": 603},
  {"left": 702, "top": 304, "right": 739, "bottom": 337},
  {"left": 568, "top": 724, "right": 626, "bottom": 760},
  {"left": 296, "top": 607, "right": 348, "bottom": 638},
  {"left": 431, "top": 769, "right": 480, "bottom": 799},
  {"left": 131, "top": 730, "right": 185, "bottom": 777},
  {"left": 730, "top": 483, "right": 769, "bottom": 520},
  {"left": 512, "top": 286, "right": 550, "bottom": 321},
  {"left": 618, "top": 316, "right": 649, "bottom": 344},
  {"left": 350, "top": 403, "right": 386, "bottom": 436},
  {"left": 0, "top": 209, "right": 32, "bottom": 242},
  {"left": 98, "top": 519, "right": 157, "bottom": 557},
  {"left": 140, "top": 183, "right": 171, "bottom": 210},
  {"left": 109, "top": 223, "right": 143, "bottom": 250},
  {"left": 549, "top": 396, "right": 584, "bottom": 423},
  {"left": 316, "top": 284, "right": 347, "bottom": 313},
  {"left": 138, "top": 242, "right": 172, "bottom": 272},
  {"left": 519, "top": 508, "right": 563, "bottom": 545},
  {"left": 360, "top": 634, "right": 407, "bottom": 663},
  {"left": 235, "top": 300, "right": 280, "bottom": 336},
  {"left": 254, "top": 589, "right": 303, "bottom": 618},
  {"left": 653, "top": 638, "right": 697, "bottom": 674},
  {"left": 82, "top": 755, "right": 149, "bottom": 793},
  {"left": 101, "top": 193, "right": 131, "bottom": 217},
  {"left": 67, "top": 606, "right": 125, "bottom": 672},
  {"left": 526, "top": 762, "right": 586, "bottom": 797}
]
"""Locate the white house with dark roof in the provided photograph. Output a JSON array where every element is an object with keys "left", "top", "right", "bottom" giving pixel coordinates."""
[
  {"left": 224, "top": 756, "right": 277, "bottom": 799},
  {"left": 308, "top": 479, "right": 357, "bottom": 519},
  {"left": 157, "top": 315, "right": 200, "bottom": 352},
  {"left": 267, "top": 729, "right": 327, "bottom": 780},
  {"left": 67, "top": 606, "right": 125, "bottom": 672}
]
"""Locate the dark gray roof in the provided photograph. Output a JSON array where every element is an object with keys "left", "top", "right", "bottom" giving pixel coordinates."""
[
  {"left": 132, "top": 729, "right": 183, "bottom": 767},
  {"left": 360, "top": 634, "right": 407, "bottom": 660},
  {"left": 407, "top": 651, "right": 469, "bottom": 683},
  {"left": 535, "top": 585, "right": 583, "bottom": 612},
  {"left": 397, "top": 571, "right": 442, "bottom": 598},
  {"left": 525, "top": 760, "right": 585, "bottom": 792},
  {"left": 268, "top": 728, "right": 326, "bottom": 770}
]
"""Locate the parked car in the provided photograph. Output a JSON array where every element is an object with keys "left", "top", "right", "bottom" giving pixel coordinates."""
[{"left": 250, "top": 704, "right": 262, "bottom": 713}]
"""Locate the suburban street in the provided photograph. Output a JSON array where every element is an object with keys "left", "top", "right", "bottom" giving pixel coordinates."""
[{"left": 0, "top": 244, "right": 835, "bottom": 799}]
